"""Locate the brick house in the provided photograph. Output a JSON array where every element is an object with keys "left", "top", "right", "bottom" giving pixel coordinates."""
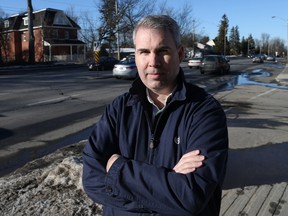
[{"left": 1, "top": 8, "right": 86, "bottom": 63}]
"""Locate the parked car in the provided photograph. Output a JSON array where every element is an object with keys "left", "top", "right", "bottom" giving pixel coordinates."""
[
  {"left": 199, "top": 55, "right": 230, "bottom": 74},
  {"left": 122, "top": 53, "right": 135, "bottom": 60},
  {"left": 88, "top": 56, "right": 119, "bottom": 71},
  {"left": 188, "top": 57, "right": 202, "bottom": 69},
  {"left": 113, "top": 57, "right": 138, "bottom": 79},
  {"left": 252, "top": 55, "right": 264, "bottom": 63}
]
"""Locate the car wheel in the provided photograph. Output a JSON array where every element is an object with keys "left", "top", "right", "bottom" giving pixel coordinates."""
[
  {"left": 189, "top": 66, "right": 192, "bottom": 69},
  {"left": 200, "top": 69, "right": 204, "bottom": 74}
]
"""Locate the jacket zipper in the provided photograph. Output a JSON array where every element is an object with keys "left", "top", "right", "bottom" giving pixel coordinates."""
[
  {"left": 144, "top": 110, "right": 154, "bottom": 163},
  {"left": 144, "top": 106, "right": 169, "bottom": 164}
]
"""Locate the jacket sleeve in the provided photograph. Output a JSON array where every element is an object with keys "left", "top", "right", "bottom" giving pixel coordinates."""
[
  {"left": 82, "top": 95, "right": 228, "bottom": 215},
  {"left": 82, "top": 97, "right": 149, "bottom": 212}
]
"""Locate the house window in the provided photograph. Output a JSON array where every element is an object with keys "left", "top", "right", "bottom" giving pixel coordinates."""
[
  {"left": 23, "top": 17, "right": 28, "bottom": 26},
  {"left": 23, "top": 32, "right": 26, "bottom": 42},
  {"left": 52, "top": 30, "right": 58, "bottom": 39},
  {"left": 53, "top": 12, "right": 71, "bottom": 26},
  {"left": 64, "top": 31, "right": 69, "bottom": 39},
  {"left": 4, "top": 20, "right": 9, "bottom": 28}
]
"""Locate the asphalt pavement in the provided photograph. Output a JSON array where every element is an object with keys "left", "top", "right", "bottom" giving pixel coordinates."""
[{"left": 0, "top": 62, "right": 86, "bottom": 74}]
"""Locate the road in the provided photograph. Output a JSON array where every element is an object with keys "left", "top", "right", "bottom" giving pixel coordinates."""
[
  {"left": 0, "top": 57, "right": 284, "bottom": 176},
  {"left": 0, "top": 65, "right": 133, "bottom": 175}
]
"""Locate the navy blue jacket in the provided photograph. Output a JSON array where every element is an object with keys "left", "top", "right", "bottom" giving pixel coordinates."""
[{"left": 82, "top": 70, "right": 228, "bottom": 215}]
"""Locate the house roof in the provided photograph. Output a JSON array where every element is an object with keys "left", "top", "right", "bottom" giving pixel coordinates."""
[{"left": 3, "top": 8, "right": 80, "bottom": 31}]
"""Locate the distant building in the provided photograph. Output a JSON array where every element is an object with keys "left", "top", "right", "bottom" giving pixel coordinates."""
[
  {"left": 187, "top": 40, "right": 216, "bottom": 58},
  {"left": 1, "top": 8, "right": 85, "bottom": 63}
]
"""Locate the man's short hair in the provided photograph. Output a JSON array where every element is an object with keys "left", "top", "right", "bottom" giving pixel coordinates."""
[{"left": 133, "top": 15, "right": 181, "bottom": 47}]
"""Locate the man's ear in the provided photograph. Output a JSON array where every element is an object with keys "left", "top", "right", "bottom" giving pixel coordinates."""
[{"left": 178, "top": 45, "right": 185, "bottom": 62}]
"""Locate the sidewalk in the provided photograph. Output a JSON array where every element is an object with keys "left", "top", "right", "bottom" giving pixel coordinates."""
[
  {"left": 216, "top": 71, "right": 288, "bottom": 215},
  {"left": 276, "top": 64, "right": 288, "bottom": 84},
  {"left": 221, "top": 182, "right": 288, "bottom": 215}
]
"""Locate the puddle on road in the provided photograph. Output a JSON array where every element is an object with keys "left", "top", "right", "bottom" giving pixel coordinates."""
[{"left": 221, "top": 68, "right": 288, "bottom": 91}]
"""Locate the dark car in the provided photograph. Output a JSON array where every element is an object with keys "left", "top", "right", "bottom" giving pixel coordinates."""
[
  {"left": 88, "top": 56, "right": 119, "bottom": 71},
  {"left": 252, "top": 55, "right": 264, "bottom": 63},
  {"left": 199, "top": 55, "right": 230, "bottom": 74}
]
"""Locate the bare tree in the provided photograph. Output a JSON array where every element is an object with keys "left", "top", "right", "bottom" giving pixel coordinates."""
[
  {"left": 118, "top": 0, "right": 157, "bottom": 47},
  {"left": 65, "top": 6, "right": 79, "bottom": 23},
  {"left": 157, "top": 1, "right": 194, "bottom": 36},
  {"left": 97, "top": 0, "right": 118, "bottom": 54},
  {"left": 269, "top": 37, "right": 285, "bottom": 57},
  {"left": 79, "top": 0, "right": 196, "bottom": 57},
  {"left": 79, "top": 12, "right": 100, "bottom": 59},
  {"left": 261, "top": 33, "right": 270, "bottom": 55}
]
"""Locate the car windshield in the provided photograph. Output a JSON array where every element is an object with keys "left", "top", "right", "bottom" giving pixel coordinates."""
[
  {"left": 204, "top": 57, "right": 215, "bottom": 62},
  {"left": 119, "top": 58, "right": 135, "bottom": 64}
]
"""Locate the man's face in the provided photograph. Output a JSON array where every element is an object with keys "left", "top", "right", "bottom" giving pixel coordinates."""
[{"left": 134, "top": 27, "right": 184, "bottom": 95}]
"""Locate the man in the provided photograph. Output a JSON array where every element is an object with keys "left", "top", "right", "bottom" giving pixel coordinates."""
[{"left": 82, "top": 15, "right": 228, "bottom": 216}]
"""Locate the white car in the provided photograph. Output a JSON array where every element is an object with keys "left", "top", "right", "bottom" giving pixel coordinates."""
[
  {"left": 113, "top": 58, "right": 138, "bottom": 79},
  {"left": 188, "top": 57, "right": 202, "bottom": 69}
]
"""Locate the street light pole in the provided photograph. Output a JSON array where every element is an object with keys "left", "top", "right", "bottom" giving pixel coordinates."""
[{"left": 272, "top": 16, "right": 288, "bottom": 64}]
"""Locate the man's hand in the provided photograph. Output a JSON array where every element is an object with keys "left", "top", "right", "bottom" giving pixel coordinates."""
[
  {"left": 106, "top": 154, "right": 120, "bottom": 172},
  {"left": 173, "top": 150, "right": 204, "bottom": 174}
]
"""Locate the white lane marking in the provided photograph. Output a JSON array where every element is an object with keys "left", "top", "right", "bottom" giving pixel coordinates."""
[
  {"left": 27, "top": 94, "right": 81, "bottom": 106},
  {"left": 249, "top": 89, "right": 277, "bottom": 100}
]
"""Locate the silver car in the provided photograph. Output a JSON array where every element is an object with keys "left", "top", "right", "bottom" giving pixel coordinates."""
[
  {"left": 188, "top": 57, "right": 202, "bottom": 69},
  {"left": 113, "top": 58, "right": 138, "bottom": 79},
  {"left": 199, "top": 55, "right": 230, "bottom": 75}
]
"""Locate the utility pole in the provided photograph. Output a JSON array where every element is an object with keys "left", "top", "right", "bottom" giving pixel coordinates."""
[
  {"left": 115, "top": 0, "right": 120, "bottom": 60},
  {"left": 247, "top": 38, "right": 249, "bottom": 57},
  {"left": 27, "top": 0, "right": 35, "bottom": 63},
  {"left": 192, "top": 19, "right": 195, "bottom": 57}
]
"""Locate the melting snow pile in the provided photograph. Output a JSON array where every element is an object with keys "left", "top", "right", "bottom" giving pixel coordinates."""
[{"left": 0, "top": 140, "right": 103, "bottom": 216}]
